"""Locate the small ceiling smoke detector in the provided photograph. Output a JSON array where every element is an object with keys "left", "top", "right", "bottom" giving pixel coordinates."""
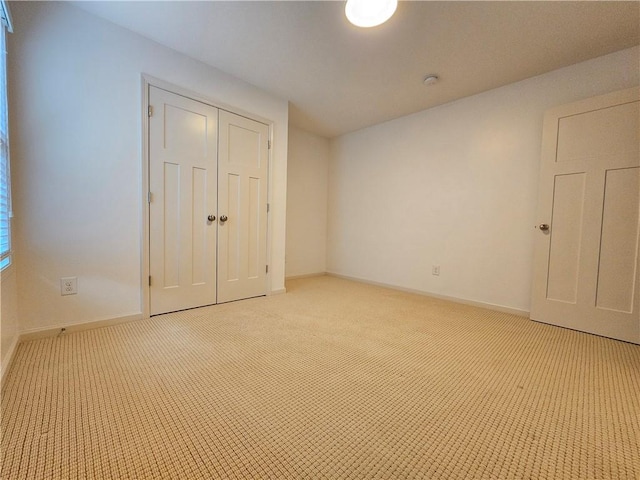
[
  {"left": 345, "top": 0, "right": 398, "bottom": 28},
  {"left": 423, "top": 75, "right": 439, "bottom": 86}
]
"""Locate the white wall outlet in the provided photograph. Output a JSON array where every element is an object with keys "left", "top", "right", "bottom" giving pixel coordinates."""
[
  {"left": 61, "top": 277, "right": 77, "bottom": 296},
  {"left": 432, "top": 265, "right": 440, "bottom": 276}
]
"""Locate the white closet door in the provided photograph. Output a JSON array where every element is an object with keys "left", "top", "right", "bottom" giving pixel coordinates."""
[
  {"left": 531, "top": 87, "right": 640, "bottom": 344},
  {"left": 149, "top": 86, "right": 219, "bottom": 315},
  {"left": 217, "top": 110, "right": 269, "bottom": 303}
]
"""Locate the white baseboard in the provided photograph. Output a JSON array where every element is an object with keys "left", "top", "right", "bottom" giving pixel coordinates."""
[
  {"left": 269, "top": 288, "right": 287, "bottom": 296},
  {"left": 19, "top": 313, "right": 144, "bottom": 342},
  {"left": 285, "top": 272, "right": 326, "bottom": 281},
  {"left": 326, "top": 272, "right": 530, "bottom": 318},
  {"left": 1, "top": 334, "right": 20, "bottom": 385}
]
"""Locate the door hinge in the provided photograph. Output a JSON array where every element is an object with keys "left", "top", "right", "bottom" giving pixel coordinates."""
[
  {"left": 266, "top": 265, "right": 269, "bottom": 274},
  {"left": 268, "top": 140, "right": 271, "bottom": 150},
  {"left": 148, "top": 192, "right": 152, "bottom": 204},
  {"left": 267, "top": 203, "right": 270, "bottom": 213},
  {"left": 148, "top": 105, "right": 153, "bottom": 117},
  {"left": 149, "top": 276, "right": 152, "bottom": 286}
]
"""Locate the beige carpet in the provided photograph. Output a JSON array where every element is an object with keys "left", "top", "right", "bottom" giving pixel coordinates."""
[{"left": 1, "top": 276, "right": 639, "bottom": 479}]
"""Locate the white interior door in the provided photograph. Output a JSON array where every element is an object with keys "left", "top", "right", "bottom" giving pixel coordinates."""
[
  {"left": 149, "top": 86, "right": 219, "bottom": 315},
  {"left": 217, "top": 110, "right": 269, "bottom": 303},
  {"left": 531, "top": 87, "right": 640, "bottom": 344}
]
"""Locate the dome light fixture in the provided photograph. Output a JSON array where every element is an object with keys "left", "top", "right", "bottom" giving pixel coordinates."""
[{"left": 345, "top": 0, "right": 398, "bottom": 28}]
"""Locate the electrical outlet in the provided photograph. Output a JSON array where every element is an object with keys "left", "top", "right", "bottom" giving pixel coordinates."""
[
  {"left": 432, "top": 265, "right": 440, "bottom": 276},
  {"left": 61, "top": 277, "right": 77, "bottom": 296}
]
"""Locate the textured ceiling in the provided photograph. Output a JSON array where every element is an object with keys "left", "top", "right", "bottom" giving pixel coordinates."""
[{"left": 73, "top": 1, "right": 640, "bottom": 138}]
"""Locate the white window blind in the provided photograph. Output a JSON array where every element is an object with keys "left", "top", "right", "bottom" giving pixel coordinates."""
[{"left": 0, "top": 8, "right": 11, "bottom": 271}]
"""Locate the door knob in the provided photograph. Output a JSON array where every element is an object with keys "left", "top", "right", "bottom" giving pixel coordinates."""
[
  {"left": 220, "top": 215, "right": 228, "bottom": 223},
  {"left": 539, "top": 224, "right": 550, "bottom": 231},
  {"left": 207, "top": 215, "right": 216, "bottom": 222}
]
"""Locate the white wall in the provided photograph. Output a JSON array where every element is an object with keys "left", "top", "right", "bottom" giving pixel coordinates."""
[
  {"left": 328, "top": 47, "right": 640, "bottom": 313},
  {"left": 286, "top": 126, "right": 329, "bottom": 277},
  {"left": 1, "top": 267, "right": 19, "bottom": 378},
  {"left": 8, "top": 2, "right": 288, "bottom": 332}
]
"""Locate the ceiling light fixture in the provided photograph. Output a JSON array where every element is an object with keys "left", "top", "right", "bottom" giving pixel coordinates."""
[
  {"left": 345, "top": 0, "right": 398, "bottom": 28},
  {"left": 423, "top": 74, "right": 439, "bottom": 86}
]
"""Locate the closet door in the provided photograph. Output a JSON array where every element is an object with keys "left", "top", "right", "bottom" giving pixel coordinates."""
[
  {"left": 217, "top": 110, "right": 270, "bottom": 303},
  {"left": 148, "top": 86, "right": 219, "bottom": 315}
]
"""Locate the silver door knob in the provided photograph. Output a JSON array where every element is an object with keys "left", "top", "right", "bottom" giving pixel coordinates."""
[
  {"left": 220, "top": 215, "right": 228, "bottom": 223},
  {"left": 207, "top": 215, "right": 216, "bottom": 222},
  {"left": 539, "top": 224, "right": 550, "bottom": 231}
]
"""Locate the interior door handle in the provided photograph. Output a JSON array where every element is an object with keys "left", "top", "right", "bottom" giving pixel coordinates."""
[
  {"left": 220, "top": 215, "right": 228, "bottom": 223},
  {"left": 207, "top": 215, "right": 216, "bottom": 222},
  {"left": 539, "top": 224, "right": 550, "bottom": 231}
]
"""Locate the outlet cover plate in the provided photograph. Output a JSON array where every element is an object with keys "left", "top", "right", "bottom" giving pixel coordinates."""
[{"left": 61, "top": 277, "right": 77, "bottom": 295}]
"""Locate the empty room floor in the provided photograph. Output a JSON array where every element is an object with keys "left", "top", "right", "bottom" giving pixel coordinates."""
[{"left": 1, "top": 276, "right": 639, "bottom": 479}]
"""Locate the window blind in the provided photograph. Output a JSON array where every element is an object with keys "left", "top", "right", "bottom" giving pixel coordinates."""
[{"left": 0, "top": 16, "right": 11, "bottom": 270}]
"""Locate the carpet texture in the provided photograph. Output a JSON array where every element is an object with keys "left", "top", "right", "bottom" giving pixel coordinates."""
[{"left": 1, "top": 276, "right": 639, "bottom": 479}]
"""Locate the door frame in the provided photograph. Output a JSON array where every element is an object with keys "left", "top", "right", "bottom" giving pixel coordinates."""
[{"left": 140, "top": 75, "right": 274, "bottom": 318}]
